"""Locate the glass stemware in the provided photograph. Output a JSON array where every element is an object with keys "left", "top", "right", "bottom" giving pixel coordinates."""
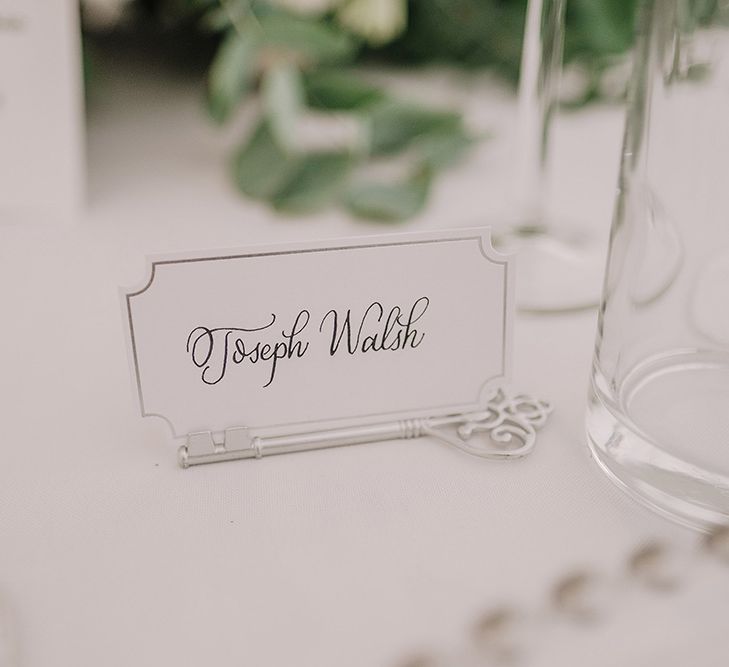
[
  {"left": 587, "top": 0, "right": 729, "bottom": 529},
  {"left": 495, "top": 0, "right": 606, "bottom": 312}
]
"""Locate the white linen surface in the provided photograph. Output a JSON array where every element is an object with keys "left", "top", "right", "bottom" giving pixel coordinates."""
[{"left": 1, "top": 63, "right": 725, "bottom": 667}]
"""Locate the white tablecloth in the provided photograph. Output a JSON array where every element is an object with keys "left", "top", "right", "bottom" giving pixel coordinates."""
[{"left": 1, "top": 63, "right": 727, "bottom": 667}]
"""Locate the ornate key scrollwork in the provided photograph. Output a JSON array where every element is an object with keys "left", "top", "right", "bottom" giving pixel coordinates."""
[{"left": 424, "top": 390, "right": 553, "bottom": 460}]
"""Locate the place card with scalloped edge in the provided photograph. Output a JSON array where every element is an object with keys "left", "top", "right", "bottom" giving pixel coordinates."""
[{"left": 121, "top": 228, "right": 552, "bottom": 467}]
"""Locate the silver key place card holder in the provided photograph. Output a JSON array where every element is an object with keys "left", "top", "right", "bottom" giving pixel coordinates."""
[{"left": 121, "top": 229, "right": 552, "bottom": 468}]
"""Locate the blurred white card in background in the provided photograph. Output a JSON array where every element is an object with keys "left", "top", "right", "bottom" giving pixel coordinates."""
[{"left": 0, "top": 0, "right": 84, "bottom": 216}]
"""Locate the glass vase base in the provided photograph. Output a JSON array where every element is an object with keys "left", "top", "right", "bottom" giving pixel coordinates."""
[
  {"left": 587, "top": 350, "right": 729, "bottom": 531},
  {"left": 493, "top": 228, "right": 605, "bottom": 313}
]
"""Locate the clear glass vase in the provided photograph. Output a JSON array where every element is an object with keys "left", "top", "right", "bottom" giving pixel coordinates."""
[{"left": 587, "top": 0, "right": 729, "bottom": 529}]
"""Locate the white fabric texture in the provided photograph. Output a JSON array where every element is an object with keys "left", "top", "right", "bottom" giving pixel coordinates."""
[{"left": 1, "top": 65, "right": 726, "bottom": 667}]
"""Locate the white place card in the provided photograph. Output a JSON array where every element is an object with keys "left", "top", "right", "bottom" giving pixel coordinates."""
[
  {"left": 122, "top": 229, "right": 552, "bottom": 467},
  {"left": 0, "top": 0, "right": 84, "bottom": 215}
]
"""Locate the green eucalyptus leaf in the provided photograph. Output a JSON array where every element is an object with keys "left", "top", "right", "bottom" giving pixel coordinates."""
[
  {"left": 570, "top": 0, "right": 635, "bottom": 56},
  {"left": 202, "top": 7, "right": 236, "bottom": 32},
  {"left": 273, "top": 152, "right": 354, "bottom": 213},
  {"left": 258, "top": 13, "right": 358, "bottom": 64},
  {"left": 208, "top": 29, "right": 258, "bottom": 124},
  {"left": 344, "top": 174, "right": 431, "bottom": 221},
  {"left": 416, "top": 126, "right": 476, "bottom": 171},
  {"left": 262, "top": 63, "right": 305, "bottom": 150},
  {"left": 199, "top": 0, "right": 249, "bottom": 31},
  {"left": 368, "top": 101, "right": 462, "bottom": 155},
  {"left": 233, "top": 120, "right": 299, "bottom": 199},
  {"left": 303, "top": 70, "right": 385, "bottom": 110}
]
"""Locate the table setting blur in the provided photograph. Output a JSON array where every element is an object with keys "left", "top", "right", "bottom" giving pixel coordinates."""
[{"left": 1, "top": 1, "right": 729, "bottom": 666}]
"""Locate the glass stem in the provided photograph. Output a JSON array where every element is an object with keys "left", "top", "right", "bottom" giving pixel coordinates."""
[{"left": 515, "top": 0, "right": 565, "bottom": 234}]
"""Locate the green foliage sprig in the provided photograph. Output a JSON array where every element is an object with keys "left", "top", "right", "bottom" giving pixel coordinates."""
[
  {"left": 196, "top": 0, "right": 475, "bottom": 221},
  {"left": 85, "top": 0, "right": 640, "bottom": 220},
  {"left": 387, "top": 0, "right": 638, "bottom": 104}
]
